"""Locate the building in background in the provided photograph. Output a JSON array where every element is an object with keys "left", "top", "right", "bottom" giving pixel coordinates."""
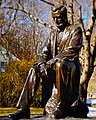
[{"left": 0, "top": 45, "right": 19, "bottom": 72}]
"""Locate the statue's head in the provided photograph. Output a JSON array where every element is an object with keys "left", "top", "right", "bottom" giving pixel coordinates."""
[{"left": 52, "top": 4, "right": 68, "bottom": 30}]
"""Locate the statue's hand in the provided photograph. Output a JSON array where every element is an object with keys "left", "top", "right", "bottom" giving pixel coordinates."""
[
  {"left": 39, "top": 63, "right": 47, "bottom": 76},
  {"left": 46, "top": 58, "right": 58, "bottom": 69}
]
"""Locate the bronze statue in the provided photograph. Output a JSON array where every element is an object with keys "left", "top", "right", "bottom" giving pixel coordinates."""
[{"left": 9, "top": 4, "right": 89, "bottom": 120}]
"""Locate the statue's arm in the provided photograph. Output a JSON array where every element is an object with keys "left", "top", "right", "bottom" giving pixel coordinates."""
[
  {"left": 66, "top": 26, "right": 83, "bottom": 52},
  {"left": 34, "top": 34, "right": 52, "bottom": 75},
  {"left": 58, "top": 26, "right": 83, "bottom": 58},
  {"left": 46, "top": 26, "right": 83, "bottom": 67}
]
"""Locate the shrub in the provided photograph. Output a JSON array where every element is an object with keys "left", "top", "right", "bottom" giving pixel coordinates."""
[{"left": 0, "top": 59, "right": 42, "bottom": 107}]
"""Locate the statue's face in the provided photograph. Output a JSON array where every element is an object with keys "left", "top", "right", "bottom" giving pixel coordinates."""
[
  {"left": 52, "top": 5, "right": 67, "bottom": 28},
  {"left": 53, "top": 16, "right": 65, "bottom": 27}
]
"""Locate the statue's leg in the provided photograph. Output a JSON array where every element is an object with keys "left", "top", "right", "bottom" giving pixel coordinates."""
[
  {"left": 9, "top": 67, "right": 40, "bottom": 119},
  {"left": 42, "top": 68, "right": 56, "bottom": 107},
  {"left": 16, "top": 67, "right": 40, "bottom": 109},
  {"left": 70, "top": 62, "right": 89, "bottom": 118},
  {"left": 45, "top": 61, "right": 68, "bottom": 118},
  {"left": 51, "top": 61, "right": 76, "bottom": 118}
]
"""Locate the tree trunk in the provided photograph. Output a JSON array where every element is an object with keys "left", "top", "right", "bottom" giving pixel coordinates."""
[
  {"left": 80, "top": 0, "right": 96, "bottom": 103},
  {"left": 68, "top": 0, "right": 74, "bottom": 24}
]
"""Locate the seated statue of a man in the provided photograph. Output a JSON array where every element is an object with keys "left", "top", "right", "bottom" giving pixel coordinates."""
[{"left": 9, "top": 4, "right": 89, "bottom": 120}]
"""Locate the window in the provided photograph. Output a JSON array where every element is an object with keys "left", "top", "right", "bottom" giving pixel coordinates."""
[{"left": 0, "top": 62, "right": 7, "bottom": 72}]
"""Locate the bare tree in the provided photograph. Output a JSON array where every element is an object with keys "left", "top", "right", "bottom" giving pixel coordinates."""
[
  {"left": 67, "top": 0, "right": 96, "bottom": 103},
  {"left": 79, "top": 0, "right": 96, "bottom": 103},
  {"left": 0, "top": 0, "right": 52, "bottom": 61}
]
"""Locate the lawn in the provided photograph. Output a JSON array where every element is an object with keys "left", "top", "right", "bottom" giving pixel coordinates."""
[{"left": 0, "top": 107, "right": 44, "bottom": 116}]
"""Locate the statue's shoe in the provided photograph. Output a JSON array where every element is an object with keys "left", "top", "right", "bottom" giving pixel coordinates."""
[
  {"left": 53, "top": 108, "right": 67, "bottom": 119},
  {"left": 8, "top": 108, "right": 30, "bottom": 120}
]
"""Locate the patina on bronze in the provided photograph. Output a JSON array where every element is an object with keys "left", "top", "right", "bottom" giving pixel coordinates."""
[{"left": 9, "top": 4, "right": 89, "bottom": 120}]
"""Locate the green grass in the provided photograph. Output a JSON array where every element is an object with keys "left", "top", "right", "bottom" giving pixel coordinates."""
[{"left": 0, "top": 107, "right": 44, "bottom": 116}]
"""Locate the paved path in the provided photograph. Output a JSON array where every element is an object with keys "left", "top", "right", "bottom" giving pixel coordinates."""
[{"left": 0, "top": 115, "right": 96, "bottom": 120}]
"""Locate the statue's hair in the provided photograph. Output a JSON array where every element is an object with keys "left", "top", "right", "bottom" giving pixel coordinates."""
[{"left": 52, "top": 4, "right": 67, "bottom": 18}]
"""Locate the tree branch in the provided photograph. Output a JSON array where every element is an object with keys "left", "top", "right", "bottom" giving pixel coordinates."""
[
  {"left": 40, "top": 0, "right": 54, "bottom": 6},
  {"left": 86, "top": 0, "right": 96, "bottom": 38},
  {"left": 1, "top": 6, "right": 56, "bottom": 30},
  {"left": 74, "top": 0, "right": 86, "bottom": 37}
]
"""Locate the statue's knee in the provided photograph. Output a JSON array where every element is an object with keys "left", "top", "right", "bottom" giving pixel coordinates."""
[{"left": 56, "top": 60, "right": 63, "bottom": 68}]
